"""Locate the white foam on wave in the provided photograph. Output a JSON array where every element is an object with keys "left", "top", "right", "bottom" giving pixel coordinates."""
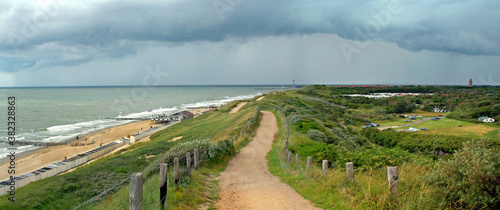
[
  {"left": 182, "top": 93, "right": 262, "bottom": 109},
  {"left": 119, "top": 107, "right": 179, "bottom": 119},
  {"left": 0, "top": 145, "right": 34, "bottom": 158}
]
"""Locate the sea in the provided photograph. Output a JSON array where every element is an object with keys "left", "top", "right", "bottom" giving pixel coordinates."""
[{"left": 0, "top": 86, "right": 278, "bottom": 157}]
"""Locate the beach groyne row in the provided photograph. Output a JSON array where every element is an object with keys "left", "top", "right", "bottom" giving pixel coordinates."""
[
  {"left": 0, "top": 140, "right": 95, "bottom": 147},
  {"left": 0, "top": 139, "right": 127, "bottom": 196},
  {"left": 0, "top": 121, "right": 177, "bottom": 196}
]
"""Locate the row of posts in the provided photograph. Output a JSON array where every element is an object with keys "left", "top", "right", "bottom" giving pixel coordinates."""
[
  {"left": 286, "top": 151, "right": 399, "bottom": 193},
  {"left": 129, "top": 149, "right": 200, "bottom": 210},
  {"left": 283, "top": 116, "right": 398, "bottom": 196},
  {"left": 285, "top": 148, "right": 399, "bottom": 196},
  {"left": 232, "top": 122, "right": 252, "bottom": 143}
]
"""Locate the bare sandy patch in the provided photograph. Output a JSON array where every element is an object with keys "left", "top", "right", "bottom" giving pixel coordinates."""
[{"left": 229, "top": 102, "right": 248, "bottom": 114}]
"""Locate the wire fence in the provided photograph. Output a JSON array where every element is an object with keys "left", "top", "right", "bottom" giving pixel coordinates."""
[{"left": 72, "top": 113, "right": 258, "bottom": 210}]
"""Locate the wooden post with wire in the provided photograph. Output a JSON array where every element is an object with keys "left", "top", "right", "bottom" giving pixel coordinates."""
[
  {"left": 159, "top": 164, "right": 167, "bottom": 207},
  {"left": 174, "top": 158, "right": 180, "bottom": 185},
  {"left": 346, "top": 162, "right": 354, "bottom": 181},
  {"left": 186, "top": 152, "right": 191, "bottom": 168},
  {"left": 194, "top": 149, "right": 199, "bottom": 169},
  {"left": 387, "top": 166, "right": 398, "bottom": 195},
  {"left": 129, "top": 173, "right": 143, "bottom": 210},
  {"left": 322, "top": 160, "right": 328, "bottom": 176},
  {"left": 307, "top": 156, "right": 312, "bottom": 169}
]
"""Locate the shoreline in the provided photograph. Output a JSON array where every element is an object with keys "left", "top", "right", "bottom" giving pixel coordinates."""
[
  {"left": 0, "top": 120, "right": 140, "bottom": 165},
  {"left": 0, "top": 108, "right": 209, "bottom": 181}
]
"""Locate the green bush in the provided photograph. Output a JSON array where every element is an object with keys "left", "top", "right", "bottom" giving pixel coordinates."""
[
  {"left": 337, "top": 147, "right": 413, "bottom": 169},
  {"left": 307, "top": 129, "right": 328, "bottom": 143},
  {"left": 425, "top": 140, "right": 500, "bottom": 209},
  {"left": 289, "top": 141, "right": 337, "bottom": 164}
]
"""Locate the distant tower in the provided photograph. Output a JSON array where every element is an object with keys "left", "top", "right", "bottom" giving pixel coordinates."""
[
  {"left": 293, "top": 78, "right": 295, "bottom": 89},
  {"left": 469, "top": 78, "right": 473, "bottom": 87}
]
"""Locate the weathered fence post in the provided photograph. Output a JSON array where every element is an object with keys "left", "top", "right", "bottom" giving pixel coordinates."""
[
  {"left": 287, "top": 151, "right": 292, "bottom": 162},
  {"left": 240, "top": 130, "right": 243, "bottom": 138},
  {"left": 194, "top": 149, "right": 199, "bottom": 169},
  {"left": 285, "top": 148, "right": 289, "bottom": 156},
  {"left": 186, "top": 152, "right": 191, "bottom": 168},
  {"left": 307, "top": 156, "right": 312, "bottom": 169},
  {"left": 387, "top": 167, "right": 398, "bottom": 195},
  {"left": 322, "top": 160, "right": 328, "bottom": 176},
  {"left": 174, "top": 158, "right": 180, "bottom": 185},
  {"left": 160, "top": 164, "right": 167, "bottom": 207},
  {"left": 296, "top": 154, "right": 299, "bottom": 162},
  {"left": 346, "top": 162, "right": 354, "bottom": 181},
  {"left": 129, "top": 173, "right": 143, "bottom": 210}
]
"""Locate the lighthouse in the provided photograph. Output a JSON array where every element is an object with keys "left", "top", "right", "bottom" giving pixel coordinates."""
[{"left": 469, "top": 78, "right": 473, "bottom": 87}]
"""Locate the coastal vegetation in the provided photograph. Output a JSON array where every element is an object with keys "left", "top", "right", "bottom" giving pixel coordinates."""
[{"left": 1, "top": 85, "right": 499, "bottom": 209}]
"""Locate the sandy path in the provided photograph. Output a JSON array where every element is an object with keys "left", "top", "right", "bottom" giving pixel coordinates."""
[
  {"left": 216, "top": 111, "right": 319, "bottom": 210},
  {"left": 0, "top": 120, "right": 160, "bottom": 180},
  {"left": 229, "top": 102, "right": 248, "bottom": 114},
  {"left": 256, "top": 96, "right": 265, "bottom": 101}
]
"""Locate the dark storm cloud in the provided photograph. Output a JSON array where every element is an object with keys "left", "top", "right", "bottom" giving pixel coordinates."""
[{"left": 0, "top": 0, "right": 499, "bottom": 70}]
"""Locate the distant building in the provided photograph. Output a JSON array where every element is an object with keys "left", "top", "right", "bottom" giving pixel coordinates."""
[
  {"left": 469, "top": 78, "right": 473, "bottom": 87},
  {"left": 478, "top": 117, "right": 495, "bottom": 123},
  {"left": 180, "top": 111, "right": 194, "bottom": 120}
]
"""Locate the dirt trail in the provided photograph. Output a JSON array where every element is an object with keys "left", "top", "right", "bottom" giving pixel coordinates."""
[
  {"left": 216, "top": 111, "right": 319, "bottom": 209},
  {"left": 229, "top": 102, "right": 248, "bottom": 114}
]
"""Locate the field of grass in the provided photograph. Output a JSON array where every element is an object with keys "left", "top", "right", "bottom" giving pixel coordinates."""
[
  {"left": 418, "top": 124, "right": 499, "bottom": 140},
  {"left": 266, "top": 111, "right": 443, "bottom": 209},
  {"left": 399, "top": 118, "right": 474, "bottom": 130},
  {"left": 0, "top": 100, "right": 261, "bottom": 209}
]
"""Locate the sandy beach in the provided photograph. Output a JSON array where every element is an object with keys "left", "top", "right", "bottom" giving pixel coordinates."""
[{"left": 0, "top": 108, "right": 209, "bottom": 181}]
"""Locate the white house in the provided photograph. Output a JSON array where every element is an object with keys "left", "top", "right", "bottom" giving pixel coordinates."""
[{"left": 478, "top": 117, "right": 495, "bottom": 123}]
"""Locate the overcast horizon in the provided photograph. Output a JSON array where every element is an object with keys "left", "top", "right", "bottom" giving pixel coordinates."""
[{"left": 1, "top": 0, "right": 499, "bottom": 87}]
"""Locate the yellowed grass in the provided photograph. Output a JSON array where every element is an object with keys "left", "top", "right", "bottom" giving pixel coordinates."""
[{"left": 421, "top": 124, "right": 497, "bottom": 139}]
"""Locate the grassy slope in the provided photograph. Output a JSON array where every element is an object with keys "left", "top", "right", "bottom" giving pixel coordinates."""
[
  {"left": 266, "top": 110, "right": 440, "bottom": 209},
  {"left": 0, "top": 100, "right": 260, "bottom": 209},
  {"left": 90, "top": 100, "right": 262, "bottom": 209}
]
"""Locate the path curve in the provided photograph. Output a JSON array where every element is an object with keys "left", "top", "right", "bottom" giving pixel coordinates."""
[
  {"left": 216, "top": 111, "right": 319, "bottom": 209},
  {"left": 229, "top": 102, "right": 248, "bottom": 114}
]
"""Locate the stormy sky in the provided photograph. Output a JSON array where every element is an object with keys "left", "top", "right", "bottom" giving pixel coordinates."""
[{"left": 0, "top": 0, "right": 499, "bottom": 87}]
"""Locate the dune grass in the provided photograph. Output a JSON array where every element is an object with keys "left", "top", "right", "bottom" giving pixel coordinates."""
[
  {"left": 397, "top": 118, "right": 474, "bottom": 130},
  {"left": 0, "top": 100, "right": 260, "bottom": 209},
  {"left": 266, "top": 111, "right": 443, "bottom": 209}
]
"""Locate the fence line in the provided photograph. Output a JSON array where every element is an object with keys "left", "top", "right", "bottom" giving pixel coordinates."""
[
  {"left": 73, "top": 110, "right": 259, "bottom": 209},
  {"left": 281, "top": 115, "right": 399, "bottom": 196}
]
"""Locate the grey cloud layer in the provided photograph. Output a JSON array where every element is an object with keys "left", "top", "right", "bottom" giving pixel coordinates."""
[{"left": 1, "top": 0, "right": 499, "bottom": 70}]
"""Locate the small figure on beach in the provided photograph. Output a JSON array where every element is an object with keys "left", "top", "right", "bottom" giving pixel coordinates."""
[{"left": 76, "top": 136, "right": 79, "bottom": 140}]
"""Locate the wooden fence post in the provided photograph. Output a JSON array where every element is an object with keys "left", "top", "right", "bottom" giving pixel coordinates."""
[
  {"left": 346, "top": 162, "right": 354, "bottom": 181},
  {"left": 322, "top": 160, "right": 328, "bottom": 176},
  {"left": 387, "top": 167, "right": 398, "bottom": 195},
  {"left": 174, "top": 158, "right": 180, "bottom": 185},
  {"left": 186, "top": 152, "right": 191, "bottom": 168},
  {"left": 287, "top": 151, "right": 292, "bottom": 162},
  {"left": 307, "top": 156, "right": 312, "bottom": 169},
  {"left": 240, "top": 131, "right": 243, "bottom": 138},
  {"left": 129, "top": 173, "right": 143, "bottom": 210},
  {"left": 159, "top": 164, "right": 167, "bottom": 207},
  {"left": 296, "top": 154, "right": 299, "bottom": 162},
  {"left": 194, "top": 149, "right": 199, "bottom": 169}
]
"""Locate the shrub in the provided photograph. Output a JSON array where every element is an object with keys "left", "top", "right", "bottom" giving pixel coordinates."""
[
  {"left": 307, "top": 129, "right": 328, "bottom": 143},
  {"left": 337, "top": 147, "right": 413, "bottom": 169},
  {"left": 289, "top": 141, "right": 337, "bottom": 164},
  {"left": 425, "top": 140, "right": 500, "bottom": 209},
  {"left": 289, "top": 114, "right": 302, "bottom": 124}
]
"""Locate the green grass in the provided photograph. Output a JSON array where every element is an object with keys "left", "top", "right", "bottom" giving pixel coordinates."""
[
  {"left": 267, "top": 111, "right": 443, "bottom": 209},
  {"left": 399, "top": 118, "right": 474, "bottom": 130},
  {"left": 0, "top": 100, "right": 261, "bottom": 209}
]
